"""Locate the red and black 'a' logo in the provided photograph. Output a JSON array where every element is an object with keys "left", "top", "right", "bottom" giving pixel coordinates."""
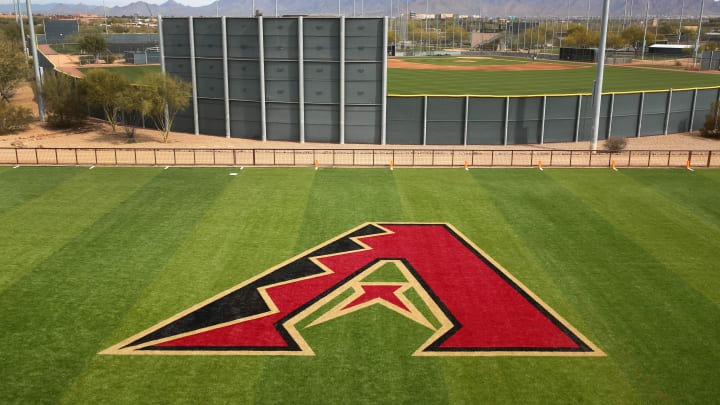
[{"left": 102, "top": 223, "right": 603, "bottom": 357}]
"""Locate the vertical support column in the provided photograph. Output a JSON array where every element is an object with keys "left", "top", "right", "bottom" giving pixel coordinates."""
[
  {"left": 339, "top": 16, "right": 345, "bottom": 144},
  {"left": 25, "top": 0, "right": 44, "bottom": 121},
  {"left": 222, "top": 17, "right": 231, "bottom": 138},
  {"left": 422, "top": 96, "right": 428, "bottom": 146},
  {"left": 463, "top": 96, "right": 469, "bottom": 146},
  {"left": 689, "top": 88, "right": 697, "bottom": 131},
  {"left": 540, "top": 95, "right": 547, "bottom": 144},
  {"left": 158, "top": 15, "right": 168, "bottom": 130},
  {"left": 608, "top": 93, "right": 615, "bottom": 138},
  {"left": 298, "top": 16, "right": 305, "bottom": 143},
  {"left": 381, "top": 16, "right": 388, "bottom": 145},
  {"left": 188, "top": 17, "right": 199, "bottom": 135},
  {"left": 637, "top": 91, "right": 645, "bottom": 137},
  {"left": 574, "top": 95, "right": 582, "bottom": 142},
  {"left": 258, "top": 16, "right": 267, "bottom": 141},
  {"left": 503, "top": 96, "right": 509, "bottom": 146},
  {"left": 664, "top": 89, "right": 673, "bottom": 135},
  {"left": 17, "top": 0, "right": 28, "bottom": 61}
]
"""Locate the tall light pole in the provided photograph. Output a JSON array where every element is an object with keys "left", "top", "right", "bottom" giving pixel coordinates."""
[
  {"left": 693, "top": 0, "right": 705, "bottom": 68},
  {"left": 678, "top": 0, "right": 685, "bottom": 43},
  {"left": 275, "top": 0, "right": 278, "bottom": 17},
  {"left": 251, "top": 0, "right": 255, "bottom": 17},
  {"left": 567, "top": 0, "right": 571, "bottom": 30},
  {"left": 586, "top": 0, "right": 591, "bottom": 31},
  {"left": 24, "top": 0, "right": 44, "bottom": 121},
  {"left": 641, "top": 0, "right": 649, "bottom": 60},
  {"left": 103, "top": 0, "right": 108, "bottom": 36},
  {"left": 16, "top": 0, "right": 28, "bottom": 61},
  {"left": 590, "top": 0, "right": 611, "bottom": 151}
]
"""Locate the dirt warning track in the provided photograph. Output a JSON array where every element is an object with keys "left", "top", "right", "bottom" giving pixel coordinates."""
[{"left": 388, "top": 58, "right": 591, "bottom": 71}]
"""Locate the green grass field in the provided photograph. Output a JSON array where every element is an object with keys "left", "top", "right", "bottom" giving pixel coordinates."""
[
  {"left": 388, "top": 57, "right": 720, "bottom": 95},
  {"left": 78, "top": 65, "right": 161, "bottom": 83},
  {"left": 1, "top": 167, "right": 719, "bottom": 404},
  {"left": 49, "top": 43, "right": 82, "bottom": 54}
]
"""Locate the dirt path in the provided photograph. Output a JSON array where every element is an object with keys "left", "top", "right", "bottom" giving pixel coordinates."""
[{"left": 388, "top": 58, "right": 590, "bottom": 71}]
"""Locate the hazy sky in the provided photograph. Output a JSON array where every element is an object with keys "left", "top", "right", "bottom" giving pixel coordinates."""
[{"left": 28, "top": 0, "right": 215, "bottom": 6}]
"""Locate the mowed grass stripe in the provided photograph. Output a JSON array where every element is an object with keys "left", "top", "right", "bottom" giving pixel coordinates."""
[
  {"left": 550, "top": 169, "right": 720, "bottom": 304},
  {"left": 254, "top": 169, "right": 451, "bottom": 405},
  {"left": 0, "top": 169, "right": 233, "bottom": 404},
  {"left": 388, "top": 65, "right": 720, "bottom": 95},
  {"left": 59, "top": 168, "right": 316, "bottom": 404},
  {"left": 0, "top": 168, "right": 160, "bottom": 294},
  {"left": 0, "top": 166, "right": 85, "bottom": 213},
  {"left": 470, "top": 169, "right": 720, "bottom": 404},
  {"left": 625, "top": 170, "right": 720, "bottom": 230},
  {"left": 393, "top": 169, "right": 641, "bottom": 404}
]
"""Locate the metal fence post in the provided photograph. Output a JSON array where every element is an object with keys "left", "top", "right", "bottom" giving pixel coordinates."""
[
  {"left": 222, "top": 16, "right": 231, "bottom": 138},
  {"left": 55, "top": 149, "right": 59, "bottom": 165},
  {"left": 299, "top": 16, "right": 306, "bottom": 143},
  {"left": 463, "top": 96, "right": 469, "bottom": 146},
  {"left": 689, "top": 89, "right": 698, "bottom": 131},
  {"left": 423, "top": 96, "right": 428, "bottom": 146},
  {"left": 607, "top": 93, "right": 615, "bottom": 138},
  {"left": 664, "top": 89, "right": 673, "bottom": 135},
  {"left": 708, "top": 151, "right": 712, "bottom": 167},
  {"left": 153, "top": 149, "right": 157, "bottom": 166},
  {"left": 15, "top": 148, "right": 19, "bottom": 165},
  {"left": 381, "top": 16, "right": 388, "bottom": 145},
  {"left": 637, "top": 92, "right": 645, "bottom": 137},
  {"left": 189, "top": 17, "right": 199, "bottom": 135},
  {"left": 113, "top": 149, "right": 117, "bottom": 165},
  {"left": 258, "top": 16, "right": 267, "bottom": 142},
  {"left": 339, "top": 16, "right": 345, "bottom": 144},
  {"left": 35, "top": 148, "right": 38, "bottom": 165},
  {"left": 540, "top": 95, "right": 547, "bottom": 144},
  {"left": 574, "top": 95, "right": 582, "bottom": 142},
  {"left": 504, "top": 97, "right": 509, "bottom": 146}
]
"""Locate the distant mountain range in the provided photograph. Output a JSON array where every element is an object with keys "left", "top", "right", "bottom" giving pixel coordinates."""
[{"left": 2, "top": 0, "right": 719, "bottom": 18}]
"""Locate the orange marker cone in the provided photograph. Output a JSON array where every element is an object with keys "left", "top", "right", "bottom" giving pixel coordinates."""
[
  {"left": 538, "top": 160, "right": 543, "bottom": 171},
  {"left": 390, "top": 160, "right": 394, "bottom": 171},
  {"left": 612, "top": 160, "right": 617, "bottom": 171},
  {"left": 315, "top": 159, "right": 318, "bottom": 170},
  {"left": 686, "top": 160, "right": 694, "bottom": 171},
  {"left": 464, "top": 160, "right": 468, "bottom": 171}
]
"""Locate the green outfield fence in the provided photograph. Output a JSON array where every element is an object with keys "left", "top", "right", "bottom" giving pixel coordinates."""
[{"left": 1, "top": 148, "right": 718, "bottom": 168}]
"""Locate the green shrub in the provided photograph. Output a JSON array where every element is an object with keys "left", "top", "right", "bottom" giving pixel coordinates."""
[
  {"left": 103, "top": 54, "right": 116, "bottom": 64},
  {"left": 39, "top": 71, "right": 88, "bottom": 129},
  {"left": 0, "top": 102, "right": 33, "bottom": 134},
  {"left": 701, "top": 102, "right": 720, "bottom": 139},
  {"left": 605, "top": 137, "right": 628, "bottom": 152}
]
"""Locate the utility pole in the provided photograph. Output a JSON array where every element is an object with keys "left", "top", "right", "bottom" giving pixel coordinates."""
[
  {"left": 252, "top": 0, "right": 255, "bottom": 17},
  {"left": 590, "top": 0, "right": 611, "bottom": 151},
  {"left": 24, "top": 0, "right": 44, "bottom": 121},
  {"left": 641, "top": 0, "right": 649, "bottom": 60},
  {"left": 567, "top": 0, "right": 571, "bottom": 30},
  {"left": 103, "top": 0, "right": 108, "bottom": 35},
  {"left": 275, "top": 0, "right": 278, "bottom": 17},
  {"left": 586, "top": 0, "right": 591, "bottom": 31},
  {"left": 17, "top": 0, "right": 28, "bottom": 61},
  {"left": 678, "top": 0, "right": 685, "bottom": 43},
  {"left": 693, "top": 0, "right": 705, "bottom": 68}
]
